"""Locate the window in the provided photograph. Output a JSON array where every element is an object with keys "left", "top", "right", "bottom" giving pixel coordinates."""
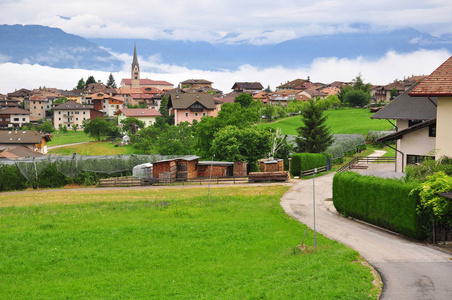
[
  {"left": 59, "top": 111, "right": 61, "bottom": 114},
  {"left": 34, "top": 106, "right": 36, "bottom": 109},
  {"left": 185, "top": 112, "right": 189, "bottom": 117},
  {"left": 407, "top": 155, "right": 434, "bottom": 165},
  {"left": 13, "top": 118, "right": 19, "bottom": 121},
  {"left": 429, "top": 124, "right": 436, "bottom": 137},
  {"left": 202, "top": 112, "right": 206, "bottom": 116},
  {"left": 149, "top": 121, "right": 152, "bottom": 125},
  {"left": 83, "top": 111, "right": 86, "bottom": 115},
  {"left": 59, "top": 118, "right": 61, "bottom": 121},
  {"left": 76, "top": 118, "right": 78, "bottom": 121},
  {"left": 194, "top": 112, "right": 198, "bottom": 117},
  {"left": 22, "top": 118, "right": 25, "bottom": 121}
]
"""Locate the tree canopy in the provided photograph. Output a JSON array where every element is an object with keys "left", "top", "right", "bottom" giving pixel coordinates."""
[
  {"left": 120, "top": 117, "right": 145, "bottom": 135},
  {"left": 83, "top": 118, "right": 117, "bottom": 141},
  {"left": 295, "top": 100, "right": 334, "bottom": 153},
  {"left": 107, "top": 73, "right": 117, "bottom": 88},
  {"left": 234, "top": 93, "right": 254, "bottom": 107},
  {"left": 76, "top": 78, "right": 85, "bottom": 90},
  {"left": 85, "top": 75, "right": 96, "bottom": 86}
]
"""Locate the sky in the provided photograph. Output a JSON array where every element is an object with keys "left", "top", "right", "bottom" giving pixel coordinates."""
[{"left": 1, "top": 0, "right": 452, "bottom": 93}]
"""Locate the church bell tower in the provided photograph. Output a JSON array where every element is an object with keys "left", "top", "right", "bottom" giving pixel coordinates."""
[{"left": 131, "top": 44, "right": 140, "bottom": 89}]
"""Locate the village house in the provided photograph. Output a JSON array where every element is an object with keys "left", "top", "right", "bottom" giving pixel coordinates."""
[
  {"left": 85, "top": 92, "right": 124, "bottom": 117},
  {"left": 115, "top": 108, "right": 161, "bottom": 128},
  {"left": 298, "top": 89, "right": 328, "bottom": 100},
  {"left": 0, "top": 145, "right": 46, "bottom": 160},
  {"left": 0, "top": 107, "right": 31, "bottom": 128},
  {"left": 276, "top": 78, "right": 309, "bottom": 90},
  {"left": 231, "top": 82, "right": 263, "bottom": 94},
  {"left": 167, "top": 92, "right": 222, "bottom": 125},
  {"left": 180, "top": 79, "right": 213, "bottom": 89},
  {"left": 372, "top": 82, "right": 436, "bottom": 172},
  {"left": 0, "top": 130, "right": 51, "bottom": 154},
  {"left": 0, "top": 98, "right": 21, "bottom": 109},
  {"left": 7, "top": 88, "right": 31, "bottom": 104},
  {"left": 24, "top": 95, "right": 46, "bottom": 121},
  {"left": 53, "top": 100, "right": 103, "bottom": 130}
]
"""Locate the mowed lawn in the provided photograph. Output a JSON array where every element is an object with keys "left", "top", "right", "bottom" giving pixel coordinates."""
[
  {"left": 0, "top": 186, "right": 379, "bottom": 299},
  {"left": 48, "top": 141, "right": 140, "bottom": 155},
  {"left": 258, "top": 108, "right": 394, "bottom": 135},
  {"left": 47, "top": 131, "right": 96, "bottom": 146}
]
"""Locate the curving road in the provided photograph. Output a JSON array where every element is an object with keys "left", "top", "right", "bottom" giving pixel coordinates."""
[{"left": 281, "top": 171, "right": 452, "bottom": 299}]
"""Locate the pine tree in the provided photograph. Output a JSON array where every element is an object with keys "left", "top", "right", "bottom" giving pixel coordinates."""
[
  {"left": 85, "top": 75, "right": 96, "bottom": 86},
  {"left": 295, "top": 100, "right": 333, "bottom": 153},
  {"left": 107, "top": 73, "right": 117, "bottom": 88},
  {"left": 76, "top": 78, "right": 85, "bottom": 90}
]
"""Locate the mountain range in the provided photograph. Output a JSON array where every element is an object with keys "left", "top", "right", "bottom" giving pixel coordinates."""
[{"left": 1, "top": 24, "right": 452, "bottom": 72}]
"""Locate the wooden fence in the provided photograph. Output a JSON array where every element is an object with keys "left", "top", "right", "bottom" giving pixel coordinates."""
[
  {"left": 434, "top": 224, "right": 452, "bottom": 243},
  {"left": 300, "top": 166, "right": 327, "bottom": 177},
  {"left": 337, "top": 156, "right": 395, "bottom": 172}
]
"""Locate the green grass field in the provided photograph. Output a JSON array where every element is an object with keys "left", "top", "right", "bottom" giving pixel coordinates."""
[
  {"left": 48, "top": 141, "right": 139, "bottom": 155},
  {"left": 0, "top": 186, "right": 379, "bottom": 299},
  {"left": 258, "top": 108, "right": 394, "bottom": 135},
  {"left": 47, "top": 131, "right": 96, "bottom": 146}
]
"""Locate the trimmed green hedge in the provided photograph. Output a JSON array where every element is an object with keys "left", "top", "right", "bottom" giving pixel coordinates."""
[
  {"left": 333, "top": 172, "right": 428, "bottom": 240},
  {"left": 290, "top": 153, "right": 327, "bottom": 176}
]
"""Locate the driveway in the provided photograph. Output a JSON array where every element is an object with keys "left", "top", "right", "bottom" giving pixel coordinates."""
[{"left": 281, "top": 169, "right": 452, "bottom": 299}]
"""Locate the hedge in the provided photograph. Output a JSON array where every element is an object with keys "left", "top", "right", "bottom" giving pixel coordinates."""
[
  {"left": 333, "top": 172, "right": 428, "bottom": 240},
  {"left": 290, "top": 153, "right": 327, "bottom": 176}
]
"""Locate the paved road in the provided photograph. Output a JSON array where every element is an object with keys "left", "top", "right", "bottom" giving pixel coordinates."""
[{"left": 281, "top": 171, "right": 452, "bottom": 299}]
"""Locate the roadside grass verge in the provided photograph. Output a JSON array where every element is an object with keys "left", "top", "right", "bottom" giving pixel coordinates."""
[
  {"left": 48, "top": 141, "right": 139, "bottom": 155},
  {"left": 0, "top": 186, "right": 378, "bottom": 299},
  {"left": 258, "top": 108, "right": 394, "bottom": 135}
]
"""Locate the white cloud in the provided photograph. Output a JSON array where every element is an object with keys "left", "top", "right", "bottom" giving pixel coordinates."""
[
  {"left": 1, "top": 0, "right": 452, "bottom": 44},
  {"left": 0, "top": 49, "right": 449, "bottom": 95}
]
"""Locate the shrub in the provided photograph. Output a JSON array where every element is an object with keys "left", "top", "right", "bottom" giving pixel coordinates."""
[
  {"left": 0, "top": 165, "right": 28, "bottom": 192},
  {"left": 290, "top": 153, "right": 327, "bottom": 176},
  {"left": 333, "top": 172, "right": 428, "bottom": 240}
]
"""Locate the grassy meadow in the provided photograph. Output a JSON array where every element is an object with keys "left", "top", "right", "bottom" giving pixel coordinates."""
[
  {"left": 0, "top": 186, "right": 379, "bottom": 299},
  {"left": 258, "top": 108, "right": 394, "bottom": 135},
  {"left": 47, "top": 131, "right": 96, "bottom": 146},
  {"left": 48, "top": 141, "right": 139, "bottom": 155}
]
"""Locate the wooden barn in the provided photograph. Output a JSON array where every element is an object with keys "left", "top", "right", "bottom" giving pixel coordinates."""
[{"left": 198, "top": 161, "right": 234, "bottom": 177}]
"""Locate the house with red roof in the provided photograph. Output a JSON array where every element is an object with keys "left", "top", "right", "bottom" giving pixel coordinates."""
[
  {"left": 115, "top": 108, "right": 161, "bottom": 128},
  {"left": 168, "top": 92, "right": 221, "bottom": 125}
]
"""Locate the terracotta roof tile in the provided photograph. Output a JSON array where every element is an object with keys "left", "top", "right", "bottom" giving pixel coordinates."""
[{"left": 409, "top": 56, "right": 452, "bottom": 97}]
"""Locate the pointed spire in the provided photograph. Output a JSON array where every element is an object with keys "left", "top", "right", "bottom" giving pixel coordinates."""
[{"left": 132, "top": 43, "right": 139, "bottom": 71}]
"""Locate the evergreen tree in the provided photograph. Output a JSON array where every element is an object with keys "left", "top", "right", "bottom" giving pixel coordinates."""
[
  {"left": 107, "top": 73, "right": 117, "bottom": 88},
  {"left": 295, "top": 100, "right": 334, "bottom": 153},
  {"left": 76, "top": 78, "right": 85, "bottom": 90},
  {"left": 85, "top": 75, "right": 96, "bottom": 86}
]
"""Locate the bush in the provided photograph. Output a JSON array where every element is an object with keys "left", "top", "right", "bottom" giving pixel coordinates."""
[
  {"left": 333, "top": 172, "right": 428, "bottom": 240},
  {"left": 0, "top": 165, "right": 28, "bottom": 192},
  {"left": 290, "top": 153, "right": 327, "bottom": 176}
]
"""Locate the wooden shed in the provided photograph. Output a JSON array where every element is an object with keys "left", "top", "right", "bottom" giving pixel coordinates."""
[
  {"left": 198, "top": 161, "right": 234, "bottom": 177},
  {"left": 259, "top": 159, "right": 284, "bottom": 172},
  {"left": 152, "top": 155, "right": 200, "bottom": 182}
]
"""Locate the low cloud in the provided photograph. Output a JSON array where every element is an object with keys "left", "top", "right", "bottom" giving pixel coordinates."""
[{"left": 0, "top": 49, "right": 449, "bottom": 95}]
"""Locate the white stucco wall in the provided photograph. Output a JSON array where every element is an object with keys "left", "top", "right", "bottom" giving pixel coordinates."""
[{"left": 436, "top": 97, "right": 452, "bottom": 159}]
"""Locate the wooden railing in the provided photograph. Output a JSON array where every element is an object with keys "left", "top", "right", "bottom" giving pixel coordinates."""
[
  {"left": 300, "top": 166, "right": 327, "bottom": 177},
  {"left": 337, "top": 156, "right": 395, "bottom": 172}
]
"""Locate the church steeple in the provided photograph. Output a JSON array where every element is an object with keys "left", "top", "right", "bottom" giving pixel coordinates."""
[{"left": 131, "top": 43, "right": 140, "bottom": 88}]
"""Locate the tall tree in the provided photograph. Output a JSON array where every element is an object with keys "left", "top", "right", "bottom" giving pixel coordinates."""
[
  {"left": 234, "top": 93, "right": 254, "bottom": 108},
  {"left": 107, "top": 73, "right": 117, "bottom": 88},
  {"left": 83, "top": 117, "right": 111, "bottom": 141},
  {"left": 85, "top": 75, "right": 96, "bottom": 86},
  {"left": 120, "top": 117, "right": 145, "bottom": 135},
  {"left": 295, "top": 100, "right": 334, "bottom": 153},
  {"left": 76, "top": 78, "right": 85, "bottom": 90}
]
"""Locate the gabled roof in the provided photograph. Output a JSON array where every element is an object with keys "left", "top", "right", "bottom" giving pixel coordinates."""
[
  {"left": 409, "top": 56, "right": 452, "bottom": 97},
  {"left": 53, "top": 101, "right": 94, "bottom": 110},
  {"left": 277, "top": 79, "right": 308, "bottom": 89},
  {"left": 0, "top": 145, "right": 45, "bottom": 159},
  {"left": 231, "top": 82, "right": 263, "bottom": 90},
  {"left": 115, "top": 108, "right": 161, "bottom": 117},
  {"left": 0, "top": 107, "right": 30, "bottom": 115},
  {"left": 181, "top": 79, "right": 212, "bottom": 85},
  {"left": 376, "top": 119, "right": 436, "bottom": 143},
  {"left": 168, "top": 92, "right": 217, "bottom": 110},
  {"left": 371, "top": 82, "right": 437, "bottom": 121},
  {"left": 0, "top": 130, "right": 51, "bottom": 144}
]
